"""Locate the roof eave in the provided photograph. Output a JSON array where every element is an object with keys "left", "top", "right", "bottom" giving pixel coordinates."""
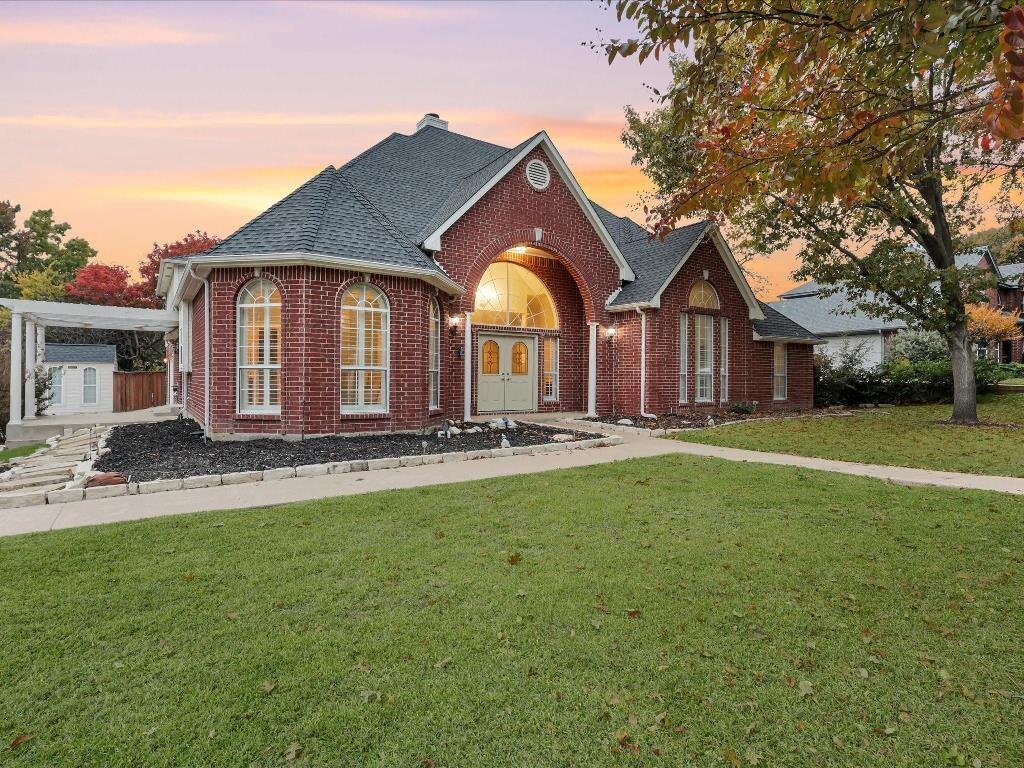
[
  {"left": 176, "top": 252, "right": 465, "bottom": 304},
  {"left": 752, "top": 332, "right": 825, "bottom": 345}
]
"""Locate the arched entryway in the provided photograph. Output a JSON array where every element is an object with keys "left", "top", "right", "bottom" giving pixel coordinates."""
[{"left": 469, "top": 246, "right": 586, "bottom": 414}]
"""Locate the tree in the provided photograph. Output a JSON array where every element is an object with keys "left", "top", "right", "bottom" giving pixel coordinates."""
[
  {"left": 135, "top": 230, "right": 219, "bottom": 307},
  {"left": 0, "top": 202, "right": 96, "bottom": 284},
  {"left": 966, "top": 303, "right": 1022, "bottom": 342},
  {"left": 964, "top": 218, "right": 1024, "bottom": 262},
  {"left": 64, "top": 263, "right": 135, "bottom": 306},
  {"left": 606, "top": 1, "right": 1024, "bottom": 423},
  {"left": 13, "top": 266, "right": 66, "bottom": 301}
]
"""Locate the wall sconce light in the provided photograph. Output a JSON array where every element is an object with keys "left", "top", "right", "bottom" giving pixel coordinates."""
[
  {"left": 449, "top": 315, "right": 461, "bottom": 337},
  {"left": 606, "top": 326, "right": 617, "bottom": 339}
]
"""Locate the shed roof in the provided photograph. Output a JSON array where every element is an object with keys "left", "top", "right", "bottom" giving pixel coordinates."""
[{"left": 44, "top": 343, "right": 117, "bottom": 364}]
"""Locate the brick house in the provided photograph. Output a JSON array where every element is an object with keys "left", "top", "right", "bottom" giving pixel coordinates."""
[{"left": 156, "top": 114, "right": 819, "bottom": 439}]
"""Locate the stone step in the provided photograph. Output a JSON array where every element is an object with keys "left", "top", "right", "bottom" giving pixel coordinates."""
[{"left": 0, "top": 473, "right": 74, "bottom": 492}]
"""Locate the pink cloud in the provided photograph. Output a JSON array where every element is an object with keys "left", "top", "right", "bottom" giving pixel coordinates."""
[{"left": 0, "top": 18, "right": 218, "bottom": 47}]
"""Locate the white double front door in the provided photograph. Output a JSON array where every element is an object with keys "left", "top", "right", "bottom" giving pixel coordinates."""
[{"left": 477, "top": 334, "right": 536, "bottom": 412}]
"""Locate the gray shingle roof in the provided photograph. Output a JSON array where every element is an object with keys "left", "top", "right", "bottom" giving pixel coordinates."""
[
  {"left": 771, "top": 289, "right": 906, "bottom": 336},
  {"left": 999, "top": 261, "right": 1024, "bottom": 282},
  {"left": 44, "top": 344, "right": 117, "bottom": 364},
  {"left": 194, "top": 123, "right": 726, "bottom": 306},
  {"left": 752, "top": 301, "right": 822, "bottom": 342}
]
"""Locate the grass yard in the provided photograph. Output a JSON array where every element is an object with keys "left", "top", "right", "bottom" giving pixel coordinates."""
[
  {"left": 0, "top": 442, "right": 45, "bottom": 463},
  {"left": 2, "top": 455, "right": 1023, "bottom": 767},
  {"left": 676, "top": 393, "right": 1024, "bottom": 477}
]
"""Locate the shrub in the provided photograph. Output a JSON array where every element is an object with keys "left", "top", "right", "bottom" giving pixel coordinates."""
[
  {"left": 728, "top": 401, "right": 757, "bottom": 415},
  {"left": 887, "top": 329, "right": 947, "bottom": 363}
]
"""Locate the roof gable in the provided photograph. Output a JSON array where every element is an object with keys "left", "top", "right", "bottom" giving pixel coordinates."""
[{"left": 418, "top": 132, "right": 636, "bottom": 281}]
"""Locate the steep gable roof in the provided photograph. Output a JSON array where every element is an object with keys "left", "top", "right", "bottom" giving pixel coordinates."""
[{"left": 752, "top": 302, "right": 822, "bottom": 343}]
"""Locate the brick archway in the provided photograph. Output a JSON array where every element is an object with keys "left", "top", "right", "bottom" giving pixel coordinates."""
[{"left": 460, "top": 228, "right": 600, "bottom": 324}]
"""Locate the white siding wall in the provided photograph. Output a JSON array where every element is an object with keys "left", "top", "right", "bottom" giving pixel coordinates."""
[
  {"left": 819, "top": 334, "right": 886, "bottom": 368},
  {"left": 43, "top": 363, "right": 116, "bottom": 415}
]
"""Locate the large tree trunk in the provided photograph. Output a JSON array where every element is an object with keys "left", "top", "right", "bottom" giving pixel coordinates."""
[{"left": 946, "top": 320, "right": 978, "bottom": 424}]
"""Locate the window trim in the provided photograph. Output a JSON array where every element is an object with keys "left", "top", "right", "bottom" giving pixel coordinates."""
[
  {"left": 82, "top": 366, "right": 98, "bottom": 406},
  {"left": 48, "top": 366, "right": 63, "bottom": 406},
  {"left": 236, "top": 279, "right": 282, "bottom": 415},
  {"left": 773, "top": 342, "right": 788, "bottom": 401},
  {"left": 339, "top": 282, "right": 390, "bottom": 414},
  {"left": 472, "top": 260, "right": 559, "bottom": 330},
  {"left": 679, "top": 313, "right": 688, "bottom": 403},
  {"left": 543, "top": 336, "right": 559, "bottom": 402},
  {"left": 720, "top": 316, "right": 729, "bottom": 403},
  {"left": 428, "top": 298, "right": 441, "bottom": 410},
  {"left": 695, "top": 313, "right": 714, "bottom": 403}
]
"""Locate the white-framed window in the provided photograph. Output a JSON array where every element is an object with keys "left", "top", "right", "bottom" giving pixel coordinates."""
[
  {"left": 340, "top": 283, "right": 389, "bottom": 413},
  {"left": 82, "top": 367, "right": 98, "bottom": 406},
  {"left": 428, "top": 298, "right": 441, "bottom": 410},
  {"left": 695, "top": 314, "right": 714, "bottom": 402},
  {"left": 773, "top": 342, "right": 788, "bottom": 400},
  {"left": 237, "top": 279, "right": 282, "bottom": 413},
  {"left": 543, "top": 336, "right": 559, "bottom": 401},
  {"left": 679, "top": 313, "right": 688, "bottom": 403},
  {"left": 720, "top": 317, "right": 729, "bottom": 403},
  {"left": 48, "top": 366, "right": 63, "bottom": 406},
  {"left": 689, "top": 279, "right": 720, "bottom": 310}
]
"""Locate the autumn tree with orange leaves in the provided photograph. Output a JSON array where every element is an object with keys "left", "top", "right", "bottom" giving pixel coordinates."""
[
  {"left": 967, "top": 302, "right": 1022, "bottom": 342},
  {"left": 607, "top": 1, "right": 1024, "bottom": 423}
]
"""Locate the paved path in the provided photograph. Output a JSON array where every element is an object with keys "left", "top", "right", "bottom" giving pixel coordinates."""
[{"left": 1, "top": 431, "right": 1022, "bottom": 538}]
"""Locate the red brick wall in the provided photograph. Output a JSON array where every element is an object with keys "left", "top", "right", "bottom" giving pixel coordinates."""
[
  {"left": 189, "top": 266, "right": 442, "bottom": 437},
  {"left": 438, "top": 146, "right": 623, "bottom": 416},
  {"left": 748, "top": 341, "right": 814, "bottom": 409},
  {"left": 185, "top": 284, "right": 206, "bottom": 424}
]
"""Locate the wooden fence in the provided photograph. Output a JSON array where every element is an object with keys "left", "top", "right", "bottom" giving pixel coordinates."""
[{"left": 114, "top": 371, "right": 166, "bottom": 413}]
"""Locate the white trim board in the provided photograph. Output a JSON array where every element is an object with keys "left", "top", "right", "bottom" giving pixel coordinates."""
[{"left": 420, "top": 132, "right": 636, "bottom": 283}]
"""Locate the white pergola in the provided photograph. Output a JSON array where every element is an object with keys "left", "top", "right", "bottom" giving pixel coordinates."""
[{"left": 0, "top": 299, "right": 178, "bottom": 428}]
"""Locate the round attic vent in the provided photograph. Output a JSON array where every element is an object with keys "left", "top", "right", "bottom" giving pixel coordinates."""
[{"left": 525, "top": 159, "right": 551, "bottom": 191}]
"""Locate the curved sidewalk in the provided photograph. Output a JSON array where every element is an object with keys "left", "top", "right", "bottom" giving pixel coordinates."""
[{"left": 1, "top": 431, "right": 1020, "bottom": 538}]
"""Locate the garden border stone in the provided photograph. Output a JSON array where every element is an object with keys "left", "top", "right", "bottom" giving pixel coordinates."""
[{"left": 0, "top": 433, "right": 622, "bottom": 509}]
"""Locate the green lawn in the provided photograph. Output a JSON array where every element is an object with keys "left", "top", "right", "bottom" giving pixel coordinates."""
[
  {"left": 676, "top": 393, "right": 1024, "bottom": 477},
  {"left": 0, "top": 442, "right": 45, "bottom": 463},
  {"left": 2, "top": 457, "right": 1022, "bottom": 766}
]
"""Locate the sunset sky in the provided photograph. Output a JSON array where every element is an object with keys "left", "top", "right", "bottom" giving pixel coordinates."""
[{"left": 2, "top": 0, "right": 804, "bottom": 297}]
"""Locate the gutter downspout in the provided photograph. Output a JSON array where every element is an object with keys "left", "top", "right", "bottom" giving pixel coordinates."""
[
  {"left": 639, "top": 309, "right": 655, "bottom": 418},
  {"left": 187, "top": 263, "right": 211, "bottom": 439}
]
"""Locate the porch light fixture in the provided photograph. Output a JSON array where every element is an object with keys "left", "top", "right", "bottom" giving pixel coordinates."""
[
  {"left": 449, "top": 315, "right": 461, "bottom": 336},
  {"left": 606, "top": 326, "right": 617, "bottom": 338}
]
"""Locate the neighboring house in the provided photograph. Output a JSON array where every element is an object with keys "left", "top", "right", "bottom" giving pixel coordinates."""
[
  {"left": 772, "top": 248, "right": 1024, "bottom": 367},
  {"left": 156, "top": 114, "right": 819, "bottom": 439},
  {"left": 42, "top": 344, "right": 117, "bottom": 416}
]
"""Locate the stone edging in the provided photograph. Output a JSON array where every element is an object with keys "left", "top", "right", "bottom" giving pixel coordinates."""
[
  {"left": 559, "top": 411, "right": 856, "bottom": 437},
  {"left": 32, "top": 434, "right": 625, "bottom": 508}
]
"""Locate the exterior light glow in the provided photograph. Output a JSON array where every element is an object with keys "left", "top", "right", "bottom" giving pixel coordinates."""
[{"left": 606, "top": 326, "right": 617, "bottom": 338}]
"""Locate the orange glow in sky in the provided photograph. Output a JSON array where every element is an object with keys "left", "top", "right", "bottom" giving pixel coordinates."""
[{"left": 3, "top": 1, "right": 809, "bottom": 298}]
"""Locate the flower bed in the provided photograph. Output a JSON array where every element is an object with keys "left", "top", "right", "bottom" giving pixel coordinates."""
[{"left": 94, "top": 418, "right": 599, "bottom": 482}]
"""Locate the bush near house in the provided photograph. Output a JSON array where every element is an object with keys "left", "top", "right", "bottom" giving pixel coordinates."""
[{"left": 814, "top": 349, "right": 1010, "bottom": 408}]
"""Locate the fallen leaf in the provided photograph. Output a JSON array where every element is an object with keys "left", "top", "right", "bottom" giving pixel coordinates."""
[
  {"left": 208, "top": 729, "right": 216, "bottom": 739},
  {"left": 798, "top": 680, "right": 814, "bottom": 698},
  {"left": 626, "top": 609, "right": 641, "bottom": 619},
  {"left": 261, "top": 680, "right": 277, "bottom": 694},
  {"left": 9, "top": 734, "right": 33, "bottom": 750},
  {"left": 723, "top": 745, "right": 741, "bottom": 767},
  {"left": 422, "top": 760, "right": 435, "bottom": 768},
  {"left": 745, "top": 745, "right": 761, "bottom": 765},
  {"left": 226, "top": 612, "right": 240, "bottom": 621},
  {"left": 284, "top": 741, "right": 303, "bottom": 761},
  {"left": 508, "top": 552, "right": 522, "bottom": 565},
  {"left": 435, "top": 656, "right": 452, "bottom": 669}
]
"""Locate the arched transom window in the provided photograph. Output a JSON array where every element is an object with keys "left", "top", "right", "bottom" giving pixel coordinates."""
[
  {"left": 340, "top": 283, "right": 389, "bottom": 412},
  {"left": 689, "top": 279, "right": 720, "bottom": 310},
  {"left": 473, "top": 261, "right": 557, "bottom": 329},
  {"left": 237, "top": 279, "right": 281, "bottom": 413}
]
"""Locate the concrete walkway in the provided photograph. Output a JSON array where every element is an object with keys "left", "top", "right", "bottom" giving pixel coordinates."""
[{"left": 1, "top": 430, "right": 1022, "bottom": 538}]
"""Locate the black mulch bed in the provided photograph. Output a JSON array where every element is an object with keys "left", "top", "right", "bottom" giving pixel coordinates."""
[{"left": 94, "top": 418, "right": 598, "bottom": 482}]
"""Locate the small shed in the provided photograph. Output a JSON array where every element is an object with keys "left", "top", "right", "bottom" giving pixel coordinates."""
[{"left": 42, "top": 344, "right": 118, "bottom": 416}]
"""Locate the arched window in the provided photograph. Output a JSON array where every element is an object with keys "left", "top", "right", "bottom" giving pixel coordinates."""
[
  {"left": 428, "top": 298, "right": 441, "bottom": 410},
  {"left": 237, "top": 279, "right": 281, "bottom": 413},
  {"left": 511, "top": 341, "right": 529, "bottom": 374},
  {"left": 481, "top": 339, "right": 499, "bottom": 375},
  {"left": 689, "top": 280, "right": 720, "bottom": 310},
  {"left": 340, "top": 283, "right": 389, "bottom": 412},
  {"left": 473, "top": 261, "right": 557, "bottom": 329},
  {"left": 82, "top": 367, "right": 98, "bottom": 406}
]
